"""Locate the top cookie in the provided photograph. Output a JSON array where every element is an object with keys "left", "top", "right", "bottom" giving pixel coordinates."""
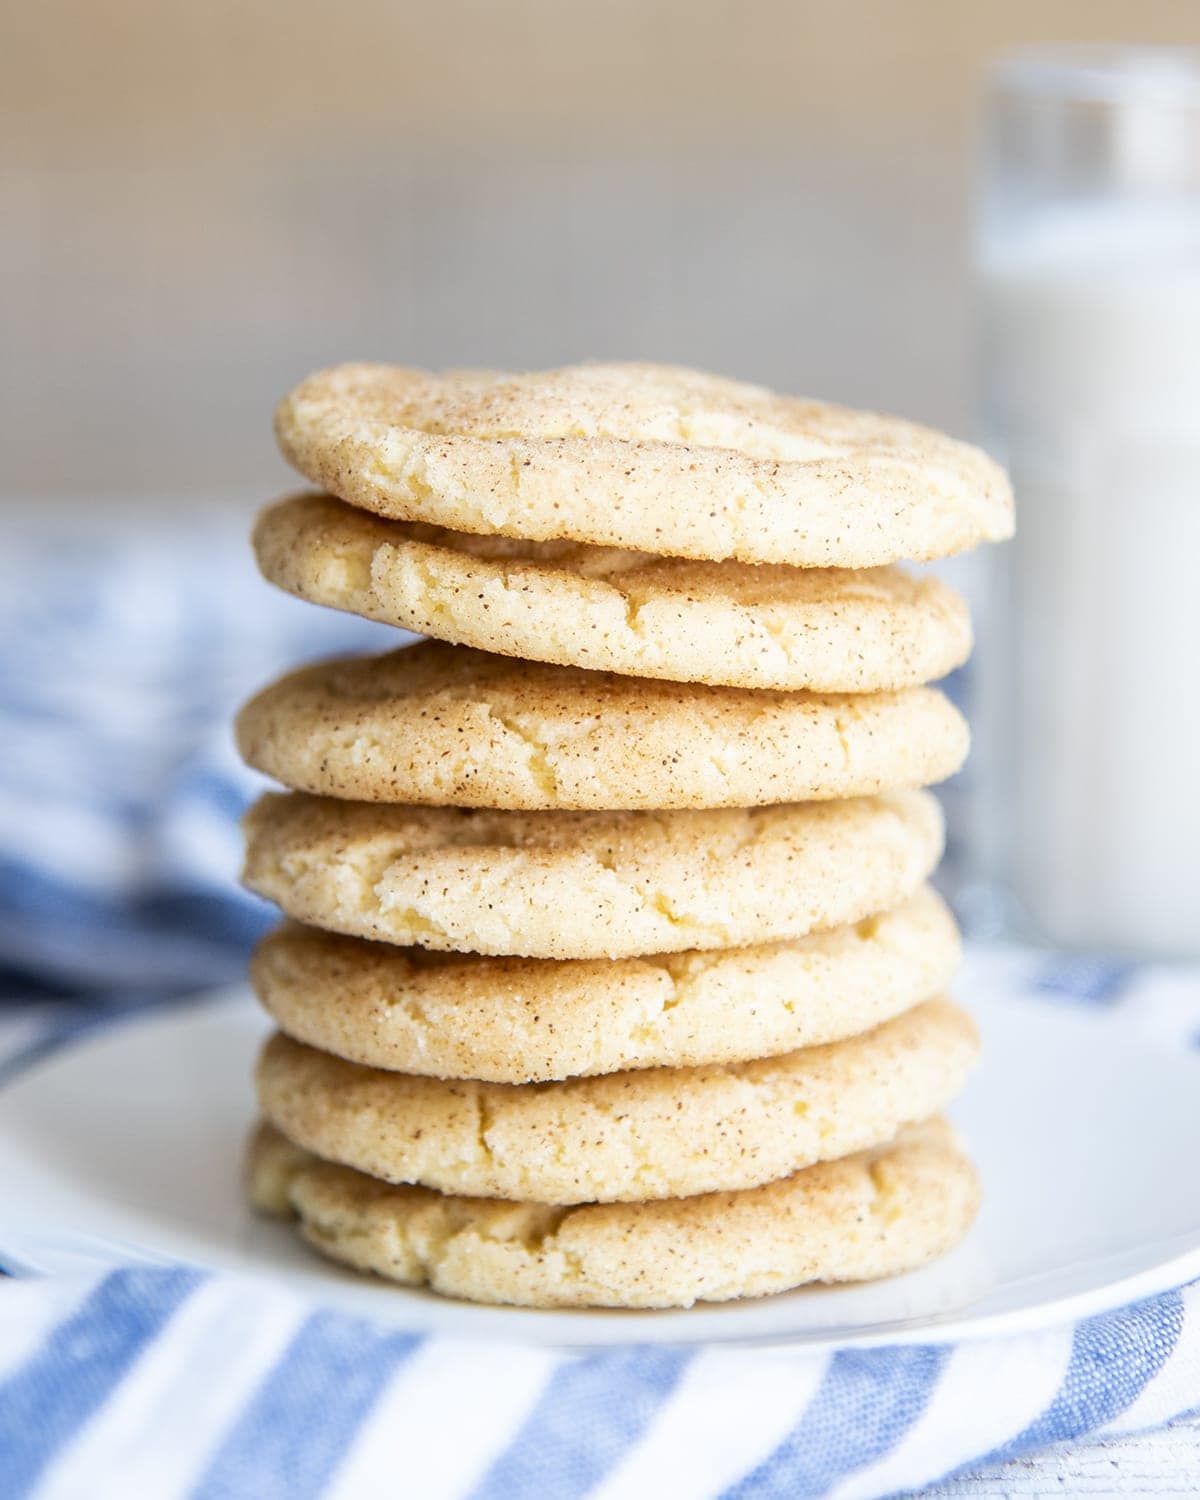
[{"left": 275, "top": 362, "right": 1013, "bottom": 568}]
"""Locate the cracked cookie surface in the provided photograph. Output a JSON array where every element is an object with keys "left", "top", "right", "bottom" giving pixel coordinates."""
[
  {"left": 255, "top": 998, "right": 977, "bottom": 1203},
  {"left": 253, "top": 493, "right": 974, "bottom": 691},
  {"left": 246, "top": 1116, "right": 979, "bottom": 1308},
  {"left": 251, "top": 886, "right": 959, "bottom": 1081},
  {"left": 236, "top": 640, "right": 968, "bottom": 810},
  {"left": 240, "top": 787, "right": 944, "bottom": 959},
  {"left": 274, "top": 362, "right": 1013, "bottom": 567}
]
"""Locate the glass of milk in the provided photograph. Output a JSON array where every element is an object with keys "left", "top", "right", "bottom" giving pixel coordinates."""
[{"left": 975, "top": 48, "right": 1200, "bottom": 958}]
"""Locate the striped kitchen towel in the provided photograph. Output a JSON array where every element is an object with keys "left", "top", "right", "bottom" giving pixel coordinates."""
[
  {"left": 1, "top": 510, "right": 1198, "bottom": 1497},
  {"left": 0, "top": 1250, "right": 1197, "bottom": 1499}
]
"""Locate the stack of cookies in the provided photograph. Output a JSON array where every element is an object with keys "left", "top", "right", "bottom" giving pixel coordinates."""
[{"left": 238, "top": 362, "right": 1013, "bottom": 1310}]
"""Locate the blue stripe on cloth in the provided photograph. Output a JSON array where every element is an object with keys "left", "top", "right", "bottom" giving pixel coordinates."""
[
  {"left": 168, "top": 767, "right": 254, "bottom": 823},
  {"left": 1032, "top": 956, "right": 1136, "bottom": 1004},
  {"left": 724, "top": 1344, "right": 951, "bottom": 1499},
  {"left": 192, "top": 1312, "right": 422, "bottom": 1500},
  {"left": 0, "top": 859, "right": 265, "bottom": 951},
  {"left": 972, "top": 1289, "right": 1186, "bottom": 1470},
  {"left": 0, "top": 1265, "right": 201, "bottom": 1500},
  {"left": 0, "top": 860, "right": 269, "bottom": 995},
  {"left": 467, "top": 1346, "right": 691, "bottom": 1500}
]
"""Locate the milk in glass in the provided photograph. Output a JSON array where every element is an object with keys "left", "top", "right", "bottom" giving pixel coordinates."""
[{"left": 978, "top": 53, "right": 1200, "bottom": 956}]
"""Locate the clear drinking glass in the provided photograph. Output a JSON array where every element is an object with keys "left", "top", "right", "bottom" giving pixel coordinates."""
[{"left": 972, "top": 48, "right": 1200, "bottom": 957}]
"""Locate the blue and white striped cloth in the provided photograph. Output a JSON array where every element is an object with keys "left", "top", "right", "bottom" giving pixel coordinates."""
[{"left": 2, "top": 510, "right": 1198, "bottom": 1498}]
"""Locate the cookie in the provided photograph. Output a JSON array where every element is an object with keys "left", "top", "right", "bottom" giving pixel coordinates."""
[
  {"left": 256, "top": 997, "right": 977, "bottom": 1204},
  {"left": 253, "top": 493, "right": 974, "bottom": 692},
  {"left": 244, "top": 1116, "right": 314, "bottom": 1216},
  {"left": 241, "top": 788, "right": 944, "bottom": 959},
  {"left": 235, "top": 642, "right": 968, "bottom": 811},
  {"left": 274, "top": 362, "right": 1012, "bottom": 568},
  {"left": 251, "top": 887, "right": 960, "bottom": 1082},
  {"left": 247, "top": 1116, "right": 980, "bottom": 1308}
]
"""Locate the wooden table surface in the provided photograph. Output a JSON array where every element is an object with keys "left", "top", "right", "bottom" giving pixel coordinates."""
[{"left": 931, "top": 1412, "right": 1200, "bottom": 1495}]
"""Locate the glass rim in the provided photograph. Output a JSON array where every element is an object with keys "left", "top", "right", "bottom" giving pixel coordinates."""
[{"left": 991, "top": 46, "right": 1200, "bottom": 107}]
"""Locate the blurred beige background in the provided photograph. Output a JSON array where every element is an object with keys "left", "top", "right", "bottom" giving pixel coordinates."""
[{"left": 4, "top": 0, "right": 1199, "bottom": 505}]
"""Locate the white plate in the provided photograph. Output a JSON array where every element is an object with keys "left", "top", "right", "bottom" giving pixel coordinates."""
[{"left": 0, "top": 985, "right": 1196, "bottom": 1352}]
